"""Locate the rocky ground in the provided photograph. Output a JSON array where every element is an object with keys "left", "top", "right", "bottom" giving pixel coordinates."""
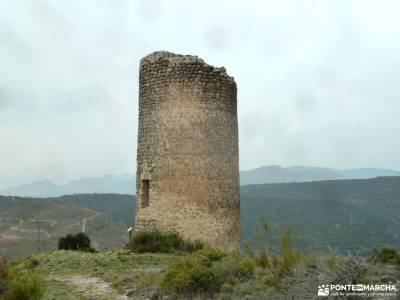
[
  {"left": 11, "top": 250, "right": 171, "bottom": 299},
  {"left": 9, "top": 250, "right": 400, "bottom": 299}
]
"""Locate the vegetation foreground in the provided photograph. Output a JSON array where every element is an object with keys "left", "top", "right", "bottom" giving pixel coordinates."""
[{"left": 1, "top": 230, "right": 400, "bottom": 299}]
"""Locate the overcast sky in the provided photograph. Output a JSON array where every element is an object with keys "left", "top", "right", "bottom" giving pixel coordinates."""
[{"left": 1, "top": 0, "right": 399, "bottom": 189}]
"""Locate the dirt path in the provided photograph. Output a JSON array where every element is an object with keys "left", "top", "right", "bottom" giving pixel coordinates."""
[{"left": 51, "top": 275, "right": 128, "bottom": 300}]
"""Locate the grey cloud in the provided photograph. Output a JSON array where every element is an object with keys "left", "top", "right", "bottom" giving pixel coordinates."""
[
  {"left": 137, "top": 0, "right": 162, "bottom": 21},
  {"left": 0, "top": 25, "right": 35, "bottom": 66},
  {"left": 204, "top": 25, "right": 228, "bottom": 51},
  {"left": 50, "top": 85, "right": 111, "bottom": 115},
  {"left": 0, "top": 89, "right": 10, "bottom": 111},
  {"left": 0, "top": 0, "right": 399, "bottom": 189},
  {"left": 293, "top": 89, "right": 319, "bottom": 115}
]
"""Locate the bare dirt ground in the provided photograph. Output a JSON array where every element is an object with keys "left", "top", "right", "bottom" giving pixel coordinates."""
[
  {"left": 51, "top": 275, "right": 128, "bottom": 300},
  {"left": 0, "top": 234, "right": 21, "bottom": 241}
]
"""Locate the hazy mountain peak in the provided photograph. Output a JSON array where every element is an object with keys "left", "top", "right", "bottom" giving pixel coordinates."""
[{"left": 1, "top": 166, "right": 399, "bottom": 197}]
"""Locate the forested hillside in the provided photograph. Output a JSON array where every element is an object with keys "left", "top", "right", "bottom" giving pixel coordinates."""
[
  {"left": 57, "top": 194, "right": 135, "bottom": 225},
  {"left": 50, "top": 177, "right": 400, "bottom": 255},
  {"left": 241, "top": 176, "right": 400, "bottom": 255},
  {"left": 0, "top": 196, "right": 128, "bottom": 257},
  {"left": 1, "top": 177, "right": 399, "bottom": 257}
]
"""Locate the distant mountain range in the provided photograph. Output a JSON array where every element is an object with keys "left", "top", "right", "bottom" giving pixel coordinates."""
[
  {"left": 240, "top": 165, "right": 400, "bottom": 185},
  {"left": 1, "top": 166, "right": 400, "bottom": 197},
  {"left": 0, "top": 174, "right": 135, "bottom": 198}
]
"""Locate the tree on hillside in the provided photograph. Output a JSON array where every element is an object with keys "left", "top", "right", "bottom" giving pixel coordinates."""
[{"left": 58, "top": 232, "right": 93, "bottom": 251}]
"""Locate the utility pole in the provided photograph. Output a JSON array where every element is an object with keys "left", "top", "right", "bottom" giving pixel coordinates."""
[
  {"left": 82, "top": 218, "right": 86, "bottom": 233},
  {"left": 36, "top": 219, "right": 41, "bottom": 251}
]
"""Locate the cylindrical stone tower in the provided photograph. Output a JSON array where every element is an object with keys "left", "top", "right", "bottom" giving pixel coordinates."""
[{"left": 135, "top": 51, "right": 239, "bottom": 250}]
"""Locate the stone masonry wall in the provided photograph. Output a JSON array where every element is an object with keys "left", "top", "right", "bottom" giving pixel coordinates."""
[{"left": 135, "top": 51, "right": 240, "bottom": 250}]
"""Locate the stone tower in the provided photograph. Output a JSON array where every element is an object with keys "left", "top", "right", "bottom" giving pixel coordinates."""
[{"left": 135, "top": 51, "right": 239, "bottom": 250}]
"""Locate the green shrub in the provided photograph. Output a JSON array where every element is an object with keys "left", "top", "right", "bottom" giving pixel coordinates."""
[
  {"left": 213, "top": 254, "right": 255, "bottom": 284},
  {"left": 28, "top": 258, "right": 40, "bottom": 269},
  {"left": 138, "top": 272, "right": 160, "bottom": 288},
  {"left": 245, "top": 219, "right": 308, "bottom": 291},
  {"left": 275, "top": 230, "right": 306, "bottom": 276},
  {"left": 58, "top": 232, "right": 94, "bottom": 252},
  {"left": 161, "top": 248, "right": 255, "bottom": 297},
  {"left": 161, "top": 250, "right": 220, "bottom": 296},
  {"left": 368, "top": 246, "right": 400, "bottom": 265},
  {"left": 1, "top": 271, "right": 45, "bottom": 300},
  {"left": 1, "top": 257, "right": 45, "bottom": 300},
  {"left": 0, "top": 257, "right": 9, "bottom": 296},
  {"left": 126, "top": 230, "right": 203, "bottom": 254},
  {"left": 195, "top": 247, "right": 226, "bottom": 262}
]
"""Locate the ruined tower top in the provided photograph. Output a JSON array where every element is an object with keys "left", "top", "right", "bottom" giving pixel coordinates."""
[{"left": 140, "top": 50, "right": 236, "bottom": 83}]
